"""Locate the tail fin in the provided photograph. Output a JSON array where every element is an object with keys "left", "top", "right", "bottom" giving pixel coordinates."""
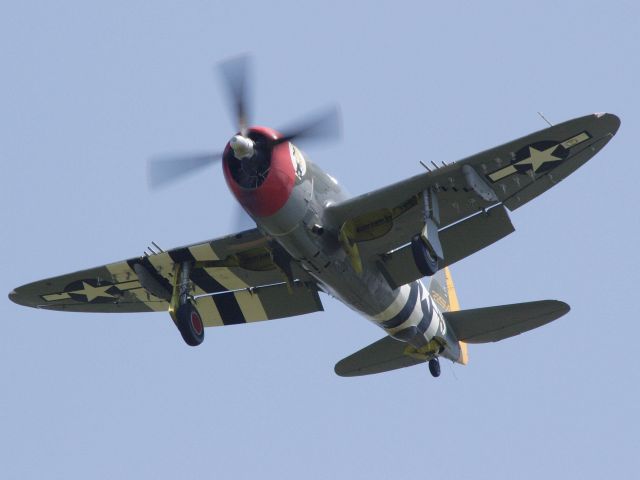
[
  {"left": 429, "top": 267, "right": 468, "bottom": 365},
  {"left": 428, "top": 267, "right": 460, "bottom": 313}
]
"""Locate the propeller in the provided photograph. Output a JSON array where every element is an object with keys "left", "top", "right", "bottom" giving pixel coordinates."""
[
  {"left": 218, "top": 54, "right": 251, "bottom": 135},
  {"left": 148, "top": 152, "right": 223, "bottom": 189},
  {"left": 273, "top": 105, "right": 341, "bottom": 146},
  {"left": 148, "top": 54, "right": 341, "bottom": 190}
]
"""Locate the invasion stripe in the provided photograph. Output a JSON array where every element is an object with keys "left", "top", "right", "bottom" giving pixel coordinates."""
[
  {"left": 234, "top": 290, "right": 268, "bottom": 322},
  {"left": 195, "top": 296, "right": 224, "bottom": 327},
  {"left": 211, "top": 294, "right": 244, "bottom": 325},
  {"left": 403, "top": 287, "right": 426, "bottom": 329},
  {"left": 168, "top": 248, "right": 246, "bottom": 325},
  {"left": 169, "top": 248, "right": 227, "bottom": 294},
  {"left": 128, "top": 258, "right": 173, "bottom": 295},
  {"left": 144, "top": 253, "right": 174, "bottom": 276},
  {"left": 425, "top": 310, "right": 440, "bottom": 338},
  {"left": 416, "top": 297, "right": 433, "bottom": 334},
  {"left": 374, "top": 284, "right": 411, "bottom": 322},
  {"left": 389, "top": 288, "right": 426, "bottom": 341},
  {"left": 381, "top": 282, "right": 419, "bottom": 329},
  {"left": 189, "top": 243, "right": 248, "bottom": 291},
  {"left": 117, "top": 280, "right": 142, "bottom": 291},
  {"left": 141, "top": 251, "right": 229, "bottom": 322},
  {"left": 107, "top": 260, "right": 167, "bottom": 312},
  {"left": 108, "top": 260, "right": 137, "bottom": 283}
]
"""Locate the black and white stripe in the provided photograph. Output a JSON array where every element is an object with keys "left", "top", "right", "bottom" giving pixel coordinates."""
[
  {"left": 380, "top": 282, "right": 420, "bottom": 329},
  {"left": 168, "top": 248, "right": 246, "bottom": 325},
  {"left": 371, "top": 281, "right": 441, "bottom": 344}
]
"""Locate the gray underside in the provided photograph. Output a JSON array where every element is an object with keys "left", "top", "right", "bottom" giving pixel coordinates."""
[
  {"left": 444, "top": 299, "right": 570, "bottom": 343},
  {"left": 334, "top": 335, "right": 424, "bottom": 377},
  {"left": 325, "top": 113, "right": 620, "bottom": 229}
]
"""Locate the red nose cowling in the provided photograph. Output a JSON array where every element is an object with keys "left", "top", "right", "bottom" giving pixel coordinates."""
[{"left": 222, "top": 126, "right": 296, "bottom": 218}]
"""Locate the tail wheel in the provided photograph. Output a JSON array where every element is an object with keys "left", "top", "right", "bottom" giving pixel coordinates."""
[
  {"left": 428, "top": 357, "right": 441, "bottom": 378},
  {"left": 175, "top": 301, "right": 205, "bottom": 347}
]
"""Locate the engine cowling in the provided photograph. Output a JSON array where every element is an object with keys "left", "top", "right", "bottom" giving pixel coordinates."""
[{"left": 222, "top": 126, "right": 296, "bottom": 218}]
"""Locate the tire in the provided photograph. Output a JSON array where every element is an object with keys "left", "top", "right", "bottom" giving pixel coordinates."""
[
  {"left": 428, "top": 358, "right": 441, "bottom": 378},
  {"left": 411, "top": 235, "right": 439, "bottom": 277},
  {"left": 176, "top": 301, "right": 205, "bottom": 347}
]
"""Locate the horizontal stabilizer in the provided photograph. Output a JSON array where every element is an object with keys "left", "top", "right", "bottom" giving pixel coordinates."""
[
  {"left": 334, "top": 336, "right": 424, "bottom": 377},
  {"left": 444, "top": 300, "right": 569, "bottom": 344}
]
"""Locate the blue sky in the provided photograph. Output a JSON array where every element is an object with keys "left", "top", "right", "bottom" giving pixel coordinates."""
[{"left": 1, "top": 1, "right": 639, "bottom": 478}]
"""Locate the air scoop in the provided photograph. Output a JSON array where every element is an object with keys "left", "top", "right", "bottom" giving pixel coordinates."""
[{"left": 230, "top": 135, "right": 255, "bottom": 159}]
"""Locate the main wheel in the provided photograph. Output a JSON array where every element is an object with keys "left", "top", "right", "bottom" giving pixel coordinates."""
[
  {"left": 428, "top": 358, "right": 441, "bottom": 378},
  {"left": 175, "top": 301, "right": 205, "bottom": 346},
  {"left": 411, "top": 235, "right": 439, "bottom": 277}
]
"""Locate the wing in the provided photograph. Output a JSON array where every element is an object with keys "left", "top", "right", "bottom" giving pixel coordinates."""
[
  {"left": 325, "top": 113, "right": 620, "bottom": 275},
  {"left": 9, "top": 228, "right": 323, "bottom": 326}
]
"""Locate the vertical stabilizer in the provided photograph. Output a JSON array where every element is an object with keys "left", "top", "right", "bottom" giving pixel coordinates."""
[
  {"left": 428, "top": 267, "right": 457, "bottom": 313},
  {"left": 429, "top": 267, "right": 468, "bottom": 365}
]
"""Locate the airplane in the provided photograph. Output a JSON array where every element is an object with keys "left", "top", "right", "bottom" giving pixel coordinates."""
[{"left": 9, "top": 56, "right": 620, "bottom": 378}]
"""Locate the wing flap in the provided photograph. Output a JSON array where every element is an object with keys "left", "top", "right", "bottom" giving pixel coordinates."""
[
  {"left": 196, "top": 282, "right": 323, "bottom": 327},
  {"left": 439, "top": 204, "right": 515, "bottom": 265},
  {"left": 444, "top": 300, "right": 570, "bottom": 344},
  {"left": 377, "top": 205, "right": 514, "bottom": 289}
]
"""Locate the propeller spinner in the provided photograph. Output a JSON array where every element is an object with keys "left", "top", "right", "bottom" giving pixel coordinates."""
[{"left": 229, "top": 135, "right": 255, "bottom": 160}]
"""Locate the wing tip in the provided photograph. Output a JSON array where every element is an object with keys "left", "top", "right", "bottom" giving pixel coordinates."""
[
  {"left": 594, "top": 112, "right": 621, "bottom": 136},
  {"left": 8, "top": 289, "right": 18, "bottom": 304},
  {"left": 550, "top": 299, "right": 571, "bottom": 315},
  {"left": 334, "top": 357, "right": 384, "bottom": 377},
  {"left": 334, "top": 361, "right": 356, "bottom": 377},
  {"left": 8, "top": 287, "right": 35, "bottom": 308}
]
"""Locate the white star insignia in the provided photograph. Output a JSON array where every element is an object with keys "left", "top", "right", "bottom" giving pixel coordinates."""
[
  {"left": 70, "top": 282, "right": 115, "bottom": 302},
  {"left": 516, "top": 145, "right": 561, "bottom": 173},
  {"left": 488, "top": 143, "right": 564, "bottom": 182}
]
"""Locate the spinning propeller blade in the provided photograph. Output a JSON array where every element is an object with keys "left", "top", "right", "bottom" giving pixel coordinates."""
[
  {"left": 274, "top": 105, "right": 342, "bottom": 146},
  {"left": 148, "top": 152, "right": 222, "bottom": 189},
  {"left": 148, "top": 54, "right": 341, "bottom": 190},
  {"left": 218, "top": 54, "right": 252, "bottom": 135}
]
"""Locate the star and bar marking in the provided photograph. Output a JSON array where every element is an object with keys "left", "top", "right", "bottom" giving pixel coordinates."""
[
  {"left": 41, "top": 279, "right": 142, "bottom": 303},
  {"left": 487, "top": 132, "right": 591, "bottom": 183}
]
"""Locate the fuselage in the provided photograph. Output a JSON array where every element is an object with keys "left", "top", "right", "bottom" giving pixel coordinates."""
[{"left": 222, "top": 127, "right": 461, "bottom": 362}]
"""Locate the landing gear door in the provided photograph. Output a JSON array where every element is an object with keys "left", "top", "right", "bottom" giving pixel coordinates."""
[{"left": 420, "top": 189, "right": 444, "bottom": 262}]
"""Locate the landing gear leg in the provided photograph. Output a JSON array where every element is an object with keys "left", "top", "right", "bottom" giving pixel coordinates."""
[
  {"left": 428, "top": 357, "right": 441, "bottom": 378},
  {"left": 412, "top": 188, "right": 444, "bottom": 277},
  {"left": 169, "top": 261, "right": 204, "bottom": 347}
]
